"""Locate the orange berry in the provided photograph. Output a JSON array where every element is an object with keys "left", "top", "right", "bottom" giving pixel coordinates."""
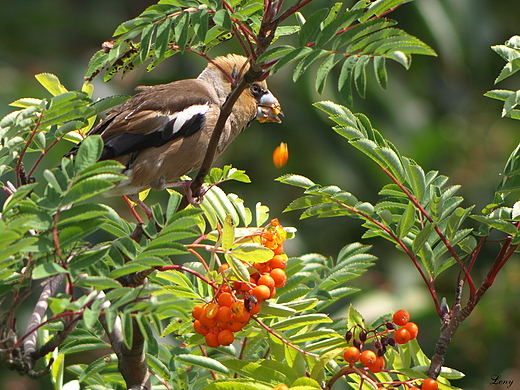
[
  {"left": 193, "top": 320, "right": 203, "bottom": 334},
  {"left": 219, "top": 263, "right": 230, "bottom": 272},
  {"left": 394, "top": 327, "right": 411, "bottom": 344},
  {"left": 359, "top": 350, "right": 377, "bottom": 367},
  {"left": 248, "top": 299, "right": 261, "bottom": 315},
  {"left": 404, "top": 322, "right": 419, "bottom": 340},
  {"left": 252, "top": 285, "right": 271, "bottom": 302},
  {"left": 218, "top": 292, "right": 234, "bottom": 307},
  {"left": 422, "top": 379, "right": 439, "bottom": 390},
  {"left": 392, "top": 309, "right": 410, "bottom": 326},
  {"left": 273, "top": 245, "right": 284, "bottom": 255},
  {"left": 273, "top": 385, "right": 289, "bottom": 390},
  {"left": 217, "top": 329, "right": 235, "bottom": 346},
  {"left": 343, "top": 346, "right": 361, "bottom": 363},
  {"left": 205, "top": 331, "right": 220, "bottom": 348},
  {"left": 367, "top": 356, "right": 385, "bottom": 373},
  {"left": 216, "top": 306, "right": 232, "bottom": 323},
  {"left": 270, "top": 268, "right": 287, "bottom": 288},
  {"left": 191, "top": 304, "right": 204, "bottom": 320},
  {"left": 205, "top": 303, "right": 219, "bottom": 319},
  {"left": 228, "top": 321, "right": 246, "bottom": 332},
  {"left": 270, "top": 255, "right": 287, "bottom": 269},
  {"left": 230, "top": 301, "right": 245, "bottom": 318},
  {"left": 199, "top": 311, "right": 217, "bottom": 327},
  {"left": 272, "top": 142, "right": 289, "bottom": 168},
  {"left": 258, "top": 274, "right": 275, "bottom": 290},
  {"left": 409, "top": 388, "right": 420, "bottom": 390}
]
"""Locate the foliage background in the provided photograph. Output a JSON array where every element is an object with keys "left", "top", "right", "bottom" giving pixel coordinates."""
[{"left": 0, "top": 0, "right": 519, "bottom": 389}]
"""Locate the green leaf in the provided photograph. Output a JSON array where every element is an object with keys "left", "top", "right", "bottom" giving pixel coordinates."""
[
  {"left": 255, "top": 202, "right": 269, "bottom": 227},
  {"left": 199, "top": 381, "right": 272, "bottom": 390},
  {"left": 298, "top": 8, "right": 329, "bottom": 46},
  {"left": 75, "top": 276, "right": 121, "bottom": 289},
  {"left": 62, "top": 178, "right": 116, "bottom": 205},
  {"left": 403, "top": 157, "right": 426, "bottom": 202},
  {"left": 78, "top": 353, "right": 117, "bottom": 382},
  {"left": 257, "top": 45, "right": 295, "bottom": 64},
  {"left": 293, "top": 49, "right": 329, "bottom": 82},
  {"left": 471, "top": 215, "right": 518, "bottom": 236},
  {"left": 260, "top": 301, "right": 296, "bottom": 317},
  {"left": 347, "top": 303, "right": 365, "bottom": 329},
  {"left": 276, "top": 174, "right": 315, "bottom": 189},
  {"left": 155, "top": 17, "right": 173, "bottom": 59},
  {"left": 174, "top": 11, "right": 190, "bottom": 52},
  {"left": 374, "top": 56, "right": 388, "bottom": 89},
  {"left": 222, "top": 214, "right": 235, "bottom": 251},
  {"left": 315, "top": 53, "right": 343, "bottom": 94},
  {"left": 60, "top": 338, "right": 111, "bottom": 355},
  {"left": 74, "top": 135, "right": 104, "bottom": 173},
  {"left": 221, "top": 359, "right": 288, "bottom": 384},
  {"left": 271, "top": 46, "right": 313, "bottom": 75},
  {"left": 213, "top": 9, "right": 231, "bottom": 30},
  {"left": 231, "top": 243, "right": 273, "bottom": 263},
  {"left": 33, "top": 263, "right": 69, "bottom": 279},
  {"left": 175, "top": 354, "right": 229, "bottom": 375},
  {"left": 140, "top": 24, "right": 155, "bottom": 63},
  {"left": 35, "top": 73, "right": 68, "bottom": 96},
  {"left": 397, "top": 201, "right": 415, "bottom": 239},
  {"left": 412, "top": 223, "right": 435, "bottom": 254},
  {"left": 270, "top": 313, "right": 332, "bottom": 331},
  {"left": 225, "top": 253, "right": 250, "bottom": 283}
]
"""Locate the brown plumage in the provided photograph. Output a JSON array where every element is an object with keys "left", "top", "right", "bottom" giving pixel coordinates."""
[{"left": 76, "top": 54, "right": 281, "bottom": 198}]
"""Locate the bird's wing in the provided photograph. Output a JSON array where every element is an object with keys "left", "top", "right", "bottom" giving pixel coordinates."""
[{"left": 91, "top": 79, "right": 219, "bottom": 160}]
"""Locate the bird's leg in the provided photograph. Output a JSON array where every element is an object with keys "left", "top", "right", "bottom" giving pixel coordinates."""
[
  {"left": 122, "top": 195, "right": 151, "bottom": 222},
  {"left": 164, "top": 180, "right": 206, "bottom": 204}
]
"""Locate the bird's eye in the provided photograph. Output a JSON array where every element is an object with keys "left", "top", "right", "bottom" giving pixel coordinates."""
[{"left": 251, "top": 84, "right": 264, "bottom": 99}]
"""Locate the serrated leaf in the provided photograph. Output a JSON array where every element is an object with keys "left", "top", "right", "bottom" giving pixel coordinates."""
[
  {"left": 276, "top": 174, "right": 315, "bottom": 189},
  {"left": 231, "top": 243, "right": 273, "bottom": 263},
  {"left": 315, "top": 53, "right": 343, "bottom": 94},
  {"left": 33, "top": 263, "right": 69, "bottom": 279},
  {"left": 74, "top": 135, "right": 103, "bottom": 173},
  {"left": 412, "top": 223, "right": 435, "bottom": 254},
  {"left": 175, "top": 354, "right": 229, "bottom": 375},
  {"left": 270, "top": 313, "right": 332, "bottom": 331},
  {"left": 35, "top": 73, "right": 68, "bottom": 96},
  {"left": 403, "top": 158, "right": 426, "bottom": 202},
  {"left": 174, "top": 11, "right": 190, "bottom": 52},
  {"left": 222, "top": 214, "right": 235, "bottom": 251},
  {"left": 397, "top": 201, "right": 416, "bottom": 239},
  {"left": 298, "top": 8, "right": 328, "bottom": 46},
  {"left": 272, "top": 46, "right": 313, "bottom": 74}
]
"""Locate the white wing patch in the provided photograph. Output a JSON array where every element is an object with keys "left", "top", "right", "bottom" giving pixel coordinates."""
[{"left": 171, "top": 104, "right": 210, "bottom": 134}]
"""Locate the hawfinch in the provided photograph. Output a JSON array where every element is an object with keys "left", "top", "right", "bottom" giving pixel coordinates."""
[{"left": 73, "top": 54, "right": 281, "bottom": 199}]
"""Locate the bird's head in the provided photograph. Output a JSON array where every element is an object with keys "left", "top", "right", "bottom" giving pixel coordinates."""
[{"left": 199, "top": 54, "right": 282, "bottom": 123}]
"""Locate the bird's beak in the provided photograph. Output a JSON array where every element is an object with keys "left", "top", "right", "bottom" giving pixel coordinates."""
[{"left": 256, "top": 91, "right": 283, "bottom": 123}]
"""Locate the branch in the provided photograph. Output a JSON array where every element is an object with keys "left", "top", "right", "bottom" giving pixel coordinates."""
[
  {"left": 428, "top": 240, "right": 517, "bottom": 378},
  {"left": 378, "top": 163, "right": 476, "bottom": 297},
  {"left": 23, "top": 274, "right": 64, "bottom": 372},
  {"left": 100, "top": 315, "right": 151, "bottom": 390}
]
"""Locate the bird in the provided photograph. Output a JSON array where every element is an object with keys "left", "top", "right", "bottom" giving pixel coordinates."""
[{"left": 68, "top": 54, "right": 282, "bottom": 212}]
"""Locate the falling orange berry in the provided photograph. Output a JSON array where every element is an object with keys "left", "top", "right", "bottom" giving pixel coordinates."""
[{"left": 273, "top": 142, "right": 289, "bottom": 168}]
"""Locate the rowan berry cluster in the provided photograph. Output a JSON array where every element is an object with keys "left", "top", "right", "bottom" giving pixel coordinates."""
[
  {"left": 343, "top": 309, "right": 437, "bottom": 390},
  {"left": 191, "top": 219, "right": 288, "bottom": 348}
]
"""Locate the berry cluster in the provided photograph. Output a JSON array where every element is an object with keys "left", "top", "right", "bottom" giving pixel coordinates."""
[
  {"left": 191, "top": 219, "right": 288, "bottom": 348},
  {"left": 343, "top": 309, "right": 437, "bottom": 390}
]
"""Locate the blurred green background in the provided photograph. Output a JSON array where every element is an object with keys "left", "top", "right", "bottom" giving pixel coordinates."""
[{"left": 1, "top": 0, "right": 519, "bottom": 389}]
